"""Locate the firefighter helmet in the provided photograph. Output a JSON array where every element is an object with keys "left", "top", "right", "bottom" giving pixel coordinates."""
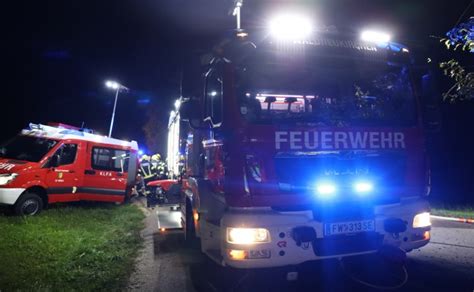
[{"left": 140, "top": 155, "right": 150, "bottom": 162}]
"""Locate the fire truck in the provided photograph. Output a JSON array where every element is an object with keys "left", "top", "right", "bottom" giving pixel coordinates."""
[
  {"left": 0, "top": 123, "right": 139, "bottom": 215},
  {"left": 168, "top": 16, "right": 432, "bottom": 269}
]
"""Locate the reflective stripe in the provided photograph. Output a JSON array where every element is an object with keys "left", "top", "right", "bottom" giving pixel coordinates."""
[{"left": 47, "top": 187, "right": 126, "bottom": 196}]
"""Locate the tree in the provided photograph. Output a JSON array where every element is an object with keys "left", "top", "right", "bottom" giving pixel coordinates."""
[
  {"left": 142, "top": 103, "right": 168, "bottom": 155},
  {"left": 438, "top": 17, "right": 474, "bottom": 102}
]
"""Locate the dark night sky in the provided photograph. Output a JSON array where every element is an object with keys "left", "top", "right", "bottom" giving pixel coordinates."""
[{"left": 1, "top": 0, "right": 473, "bottom": 201}]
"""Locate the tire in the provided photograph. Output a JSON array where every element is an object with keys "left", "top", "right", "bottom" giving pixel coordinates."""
[
  {"left": 184, "top": 199, "right": 198, "bottom": 247},
  {"left": 14, "top": 192, "right": 44, "bottom": 216}
]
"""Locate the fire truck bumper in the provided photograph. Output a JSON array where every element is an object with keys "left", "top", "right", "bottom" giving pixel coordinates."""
[
  {"left": 221, "top": 197, "right": 430, "bottom": 269},
  {"left": 0, "top": 188, "right": 25, "bottom": 205}
]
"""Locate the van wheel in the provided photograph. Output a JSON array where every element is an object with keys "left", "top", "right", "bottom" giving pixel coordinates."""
[{"left": 14, "top": 192, "right": 43, "bottom": 216}]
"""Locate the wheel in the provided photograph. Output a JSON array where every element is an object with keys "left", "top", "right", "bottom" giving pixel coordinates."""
[{"left": 14, "top": 192, "right": 44, "bottom": 216}]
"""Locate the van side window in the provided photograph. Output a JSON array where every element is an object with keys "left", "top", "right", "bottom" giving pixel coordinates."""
[
  {"left": 92, "top": 147, "right": 130, "bottom": 172},
  {"left": 51, "top": 144, "right": 77, "bottom": 166}
]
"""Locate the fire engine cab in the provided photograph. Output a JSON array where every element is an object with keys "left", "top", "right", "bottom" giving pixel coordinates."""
[
  {"left": 0, "top": 123, "right": 138, "bottom": 215},
  {"left": 169, "top": 14, "right": 432, "bottom": 269}
]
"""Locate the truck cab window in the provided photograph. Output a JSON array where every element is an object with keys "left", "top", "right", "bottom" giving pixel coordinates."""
[{"left": 205, "top": 66, "right": 223, "bottom": 126}]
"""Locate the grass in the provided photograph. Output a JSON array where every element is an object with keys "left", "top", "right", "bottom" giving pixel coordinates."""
[
  {"left": 0, "top": 203, "right": 144, "bottom": 291},
  {"left": 431, "top": 204, "right": 474, "bottom": 219}
]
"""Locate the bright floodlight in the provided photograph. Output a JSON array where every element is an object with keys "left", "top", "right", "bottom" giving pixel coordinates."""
[
  {"left": 269, "top": 14, "right": 313, "bottom": 41},
  {"left": 361, "top": 30, "right": 391, "bottom": 44},
  {"left": 174, "top": 99, "right": 181, "bottom": 109},
  {"left": 105, "top": 80, "right": 120, "bottom": 90},
  {"left": 354, "top": 181, "right": 374, "bottom": 193}
]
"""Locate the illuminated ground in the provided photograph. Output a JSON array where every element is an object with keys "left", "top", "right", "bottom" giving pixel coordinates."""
[{"left": 128, "top": 207, "right": 474, "bottom": 292}]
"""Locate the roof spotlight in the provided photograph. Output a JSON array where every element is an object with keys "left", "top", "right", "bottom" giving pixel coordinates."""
[
  {"left": 361, "top": 30, "right": 391, "bottom": 45},
  {"left": 269, "top": 14, "right": 313, "bottom": 41}
]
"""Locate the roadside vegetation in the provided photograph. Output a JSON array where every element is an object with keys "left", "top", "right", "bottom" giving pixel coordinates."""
[
  {"left": 0, "top": 203, "right": 144, "bottom": 291},
  {"left": 431, "top": 204, "right": 474, "bottom": 219}
]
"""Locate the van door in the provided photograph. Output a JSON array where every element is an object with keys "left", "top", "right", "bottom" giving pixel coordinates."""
[
  {"left": 45, "top": 142, "right": 82, "bottom": 203},
  {"left": 80, "top": 143, "right": 130, "bottom": 202}
]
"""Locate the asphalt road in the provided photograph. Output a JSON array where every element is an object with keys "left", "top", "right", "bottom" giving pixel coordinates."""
[{"left": 128, "top": 206, "right": 474, "bottom": 292}]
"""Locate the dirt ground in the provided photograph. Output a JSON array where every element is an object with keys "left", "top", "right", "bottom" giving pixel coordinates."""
[{"left": 127, "top": 197, "right": 199, "bottom": 292}]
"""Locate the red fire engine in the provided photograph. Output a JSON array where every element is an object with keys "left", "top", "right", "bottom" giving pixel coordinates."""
[
  {"left": 168, "top": 16, "right": 432, "bottom": 269},
  {"left": 0, "top": 123, "right": 139, "bottom": 215}
]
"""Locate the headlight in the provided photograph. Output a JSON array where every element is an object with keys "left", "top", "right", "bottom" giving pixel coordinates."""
[
  {"left": 0, "top": 173, "right": 18, "bottom": 186},
  {"left": 413, "top": 212, "right": 431, "bottom": 228},
  {"left": 227, "top": 227, "right": 270, "bottom": 244}
]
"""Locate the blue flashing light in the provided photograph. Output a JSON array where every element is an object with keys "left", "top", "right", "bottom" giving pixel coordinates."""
[
  {"left": 59, "top": 129, "right": 84, "bottom": 136},
  {"left": 138, "top": 150, "right": 144, "bottom": 156},
  {"left": 353, "top": 181, "right": 374, "bottom": 194},
  {"left": 315, "top": 182, "right": 337, "bottom": 198},
  {"left": 137, "top": 98, "right": 151, "bottom": 105}
]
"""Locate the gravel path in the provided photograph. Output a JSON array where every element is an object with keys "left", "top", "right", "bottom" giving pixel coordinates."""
[{"left": 127, "top": 198, "right": 198, "bottom": 292}]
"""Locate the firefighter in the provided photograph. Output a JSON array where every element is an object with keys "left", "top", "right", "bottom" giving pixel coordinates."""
[
  {"left": 150, "top": 153, "right": 161, "bottom": 177},
  {"left": 139, "top": 154, "right": 154, "bottom": 181},
  {"left": 140, "top": 153, "right": 166, "bottom": 208},
  {"left": 151, "top": 153, "right": 167, "bottom": 179},
  {"left": 136, "top": 155, "right": 152, "bottom": 199}
]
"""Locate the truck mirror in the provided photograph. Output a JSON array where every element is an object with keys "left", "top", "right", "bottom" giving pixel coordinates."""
[
  {"left": 423, "top": 104, "right": 442, "bottom": 133},
  {"left": 200, "top": 53, "right": 213, "bottom": 66},
  {"left": 421, "top": 73, "right": 442, "bottom": 133},
  {"left": 180, "top": 98, "right": 210, "bottom": 129},
  {"left": 179, "top": 99, "right": 200, "bottom": 122}
]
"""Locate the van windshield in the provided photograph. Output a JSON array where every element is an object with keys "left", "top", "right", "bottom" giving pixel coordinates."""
[{"left": 0, "top": 135, "right": 58, "bottom": 162}]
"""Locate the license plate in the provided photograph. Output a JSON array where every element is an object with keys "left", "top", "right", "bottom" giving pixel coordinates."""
[
  {"left": 249, "top": 249, "right": 271, "bottom": 259},
  {"left": 324, "top": 220, "right": 375, "bottom": 236}
]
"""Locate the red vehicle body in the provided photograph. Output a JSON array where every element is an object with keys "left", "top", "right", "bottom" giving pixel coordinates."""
[
  {"left": 171, "top": 30, "right": 432, "bottom": 269},
  {"left": 0, "top": 123, "right": 138, "bottom": 215}
]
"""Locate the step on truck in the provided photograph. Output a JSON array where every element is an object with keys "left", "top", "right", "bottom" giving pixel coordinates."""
[
  {"left": 0, "top": 123, "right": 139, "bottom": 215},
  {"left": 168, "top": 21, "right": 432, "bottom": 269}
]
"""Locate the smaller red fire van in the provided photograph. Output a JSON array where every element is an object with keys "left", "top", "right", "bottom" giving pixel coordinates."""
[{"left": 0, "top": 123, "right": 139, "bottom": 215}]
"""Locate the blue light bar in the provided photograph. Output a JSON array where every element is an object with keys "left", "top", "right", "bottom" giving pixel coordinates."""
[
  {"left": 315, "top": 182, "right": 337, "bottom": 198},
  {"left": 353, "top": 181, "right": 374, "bottom": 193}
]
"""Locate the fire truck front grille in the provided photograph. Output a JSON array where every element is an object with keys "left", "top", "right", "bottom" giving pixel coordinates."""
[{"left": 274, "top": 151, "right": 406, "bottom": 199}]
